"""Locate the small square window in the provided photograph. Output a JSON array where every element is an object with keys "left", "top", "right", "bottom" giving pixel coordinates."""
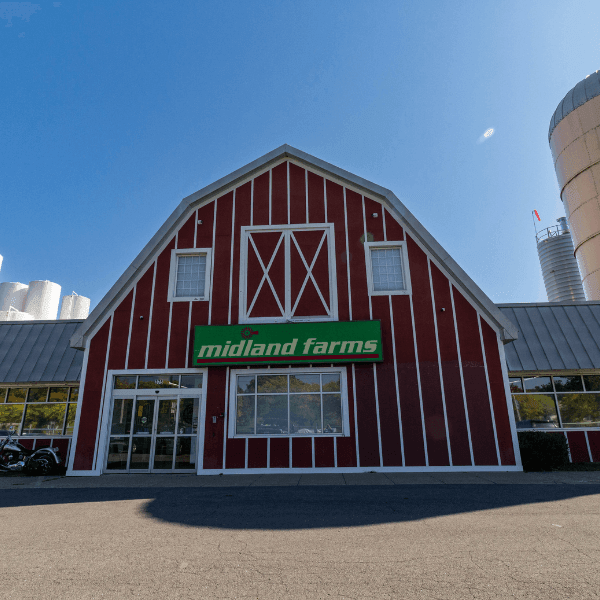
[
  {"left": 365, "top": 242, "right": 411, "bottom": 296},
  {"left": 168, "top": 248, "right": 212, "bottom": 302}
]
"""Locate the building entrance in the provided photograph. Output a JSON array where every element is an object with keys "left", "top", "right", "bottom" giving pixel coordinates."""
[{"left": 105, "top": 393, "right": 201, "bottom": 472}]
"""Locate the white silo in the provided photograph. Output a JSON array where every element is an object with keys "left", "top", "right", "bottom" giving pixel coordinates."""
[
  {"left": 60, "top": 293, "right": 91, "bottom": 319},
  {"left": 0, "top": 254, "right": 3, "bottom": 273},
  {"left": 23, "top": 280, "right": 61, "bottom": 320},
  {"left": 0, "top": 282, "right": 29, "bottom": 312},
  {"left": 549, "top": 71, "right": 600, "bottom": 299},
  {"left": 537, "top": 217, "right": 585, "bottom": 302},
  {"left": 0, "top": 308, "right": 35, "bottom": 321},
  {"left": 72, "top": 294, "right": 90, "bottom": 319},
  {"left": 59, "top": 295, "right": 75, "bottom": 319}
]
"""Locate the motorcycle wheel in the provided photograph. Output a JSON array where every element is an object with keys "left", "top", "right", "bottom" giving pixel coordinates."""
[{"left": 31, "top": 457, "right": 55, "bottom": 476}]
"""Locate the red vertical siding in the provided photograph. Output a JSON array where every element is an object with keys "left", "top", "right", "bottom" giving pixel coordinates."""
[
  {"left": 225, "top": 438, "right": 245, "bottom": 469},
  {"left": 168, "top": 302, "right": 190, "bottom": 369},
  {"left": 289, "top": 163, "right": 307, "bottom": 224},
  {"left": 73, "top": 319, "right": 111, "bottom": 470},
  {"left": 253, "top": 171, "right": 270, "bottom": 226},
  {"left": 188, "top": 202, "right": 215, "bottom": 366},
  {"left": 567, "top": 431, "right": 590, "bottom": 462},
  {"left": 392, "top": 294, "right": 426, "bottom": 466},
  {"left": 344, "top": 190, "right": 379, "bottom": 467},
  {"left": 147, "top": 238, "right": 176, "bottom": 369},
  {"left": 384, "top": 208, "right": 404, "bottom": 241},
  {"left": 203, "top": 368, "right": 227, "bottom": 469},
  {"left": 453, "top": 288, "right": 498, "bottom": 465},
  {"left": 179, "top": 211, "right": 197, "bottom": 249},
  {"left": 107, "top": 290, "right": 133, "bottom": 371},
  {"left": 292, "top": 437, "right": 312, "bottom": 468},
  {"left": 371, "top": 295, "right": 403, "bottom": 466},
  {"left": 480, "top": 320, "right": 516, "bottom": 465},
  {"left": 307, "top": 171, "right": 325, "bottom": 223},
  {"left": 248, "top": 438, "right": 268, "bottom": 468},
  {"left": 271, "top": 162, "right": 288, "bottom": 225},
  {"left": 336, "top": 369, "right": 357, "bottom": 467},
  {"left": 430, "top": 264, "right": 472, "bottom": 466},
  {"left": 406, "top": 237, "right": 449, "bottom": 466},
  {"left": 587, "top": 431, "right": 600, "bottom": 462},
  {"left": 127, "top": 266, "right": 155, "bottom": 370},
  {"left": 315, "top": 437, "right": 335, "bottom": 468},
  {"left": 269, "top": 438, "right": 289, "bottom": 468},
  {"left": 212, "top": 192, "right": 234, "bottom": 326},
  {"left": 230, "top": 182, "right": 252, "bottom": 324}
]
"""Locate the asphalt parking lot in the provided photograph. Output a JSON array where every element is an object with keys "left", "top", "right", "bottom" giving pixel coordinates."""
[{"left": 2, "top": 473, "right": 600, "bottom": 599}]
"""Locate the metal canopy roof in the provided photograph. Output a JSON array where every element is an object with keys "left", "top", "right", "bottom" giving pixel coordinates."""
[
  {"left": 549, "top": 71, "right": 600, "bottom": 142},
  {"left": 498, "top": 302, "right": 600, "bottom": 373},
  {"left": 71, "top": 144, "right": 518, "bottom": 349},
  {"left": 0, "top": 320, "right": 84, "bottom": 384}
]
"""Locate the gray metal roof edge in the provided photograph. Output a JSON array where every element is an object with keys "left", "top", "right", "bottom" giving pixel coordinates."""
[
  {"left": 71, "top": 144, "right": 518, "bottom": 349},
  {"left": 0, "top": 319, "right": 85, "bottom": 326},
  {"left": 497, "top": 301, "right": 600, "bottom": 308},
  {"left": 549, "top": 71, "right": 600, "bottom": 142}
]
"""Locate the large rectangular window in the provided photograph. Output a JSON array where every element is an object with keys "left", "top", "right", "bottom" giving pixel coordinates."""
[{"left": 229, "top": 368, "right": 348, "bottom": 437}]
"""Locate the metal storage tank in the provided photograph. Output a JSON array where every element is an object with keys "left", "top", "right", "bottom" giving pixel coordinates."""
[
  {"left": 537, "top": 217, "right": 585, "bottom": 301},
  {"left": 0, "top": 308, "right": 35, "bottom": 321},
  {"left": 549, "top": 70, "right": 600, "bottom": 299},
  {"left": 23, "top": 280, "right": 61, "bottom": 320},
  {"left": 0, "top": 282, "right": 29, "bottom": 312},
  {"left": 60, "top": 294, "right": 91, "bottom": 320}
]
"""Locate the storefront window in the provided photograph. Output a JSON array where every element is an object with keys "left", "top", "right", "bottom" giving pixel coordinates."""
[
  {"left": 0, "top": 386, "right": 79, "bottom": 435},
  {"left": 511, "top": 374, "right": 600, "bottom": 430},
  {"left": 556, "top": 393, "right": 600, "bottom": 428},
  {"left": 233, "top": 370, "right": 346, "bottom": 436}
]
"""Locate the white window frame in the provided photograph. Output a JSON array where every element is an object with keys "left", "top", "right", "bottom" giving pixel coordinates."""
[
  {"left": 364, "top": 241, "right": 412, "bottom": 296},
  {"left": 239, "top": 223, "right": 338, "bottom": 324},
  {"left": 167, "top": 248, "right": 212, "bottom": 302},
  {"left": 227, "top": 366, "right": 350, "bottom": 438}
]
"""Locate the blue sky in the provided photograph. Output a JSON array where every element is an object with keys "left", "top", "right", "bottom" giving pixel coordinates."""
[{"left": 1, "top": 1, "right": 599, "bottom": 311}]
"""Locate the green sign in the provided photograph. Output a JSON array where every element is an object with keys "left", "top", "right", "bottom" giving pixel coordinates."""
[{"left": 193, "top": 321, "right": 383, "bottom": 367}]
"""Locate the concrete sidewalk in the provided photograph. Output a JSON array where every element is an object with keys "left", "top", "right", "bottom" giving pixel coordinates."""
[{"left": 3, "top": 470, "right": 600, "bottom": 488}]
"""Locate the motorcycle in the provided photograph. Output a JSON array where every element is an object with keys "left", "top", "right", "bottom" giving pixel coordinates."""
[{"left": 0, "top": 428, "right": 62, "bottom": 475}]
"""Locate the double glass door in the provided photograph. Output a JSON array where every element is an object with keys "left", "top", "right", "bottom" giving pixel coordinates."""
[{"left": 106, "top": 395, "right": 200, "bottom": 472}]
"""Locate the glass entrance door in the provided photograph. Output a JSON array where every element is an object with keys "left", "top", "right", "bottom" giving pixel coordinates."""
[{"left": 106, "top": 395, "right": 200, "bottom": 472}]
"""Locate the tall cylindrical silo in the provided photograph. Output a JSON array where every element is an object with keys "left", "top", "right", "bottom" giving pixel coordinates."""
[
  {"left": 72, "top": 295, "right": 90, "bottom": 319},
  {"left": 23, "top": 280, "right": 61, "bottom": 320},
  {"left": 60, "top": 294, "right": 91, "bottom": 319},
  {"left": 59, "top": 295, "right": 75, "bottom": 320},
  {"left": 549, "top": 70, "right": 600, "bottom": 299},
  {"left": 0, "top": 282, "right": 29, "bottom": 312},
  {"left": 537, "top": 217, "right": 585, "bottom": 301}
]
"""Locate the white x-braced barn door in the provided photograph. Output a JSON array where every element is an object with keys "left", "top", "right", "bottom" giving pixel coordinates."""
[{"left": 240, "top": 224, "right": 338, "bottom": 323}]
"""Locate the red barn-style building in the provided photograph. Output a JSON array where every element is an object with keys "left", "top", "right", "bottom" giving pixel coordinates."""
[{"left": 67, "top": 146, "right": 521, "bottom": 475}]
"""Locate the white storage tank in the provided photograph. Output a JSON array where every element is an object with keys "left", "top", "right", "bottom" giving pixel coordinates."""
[
  {"left": 22, "top": 280, "right": 61, "bottom": 320},
  {"left": 537, "top": 217, "right": 585, "bottom": 302},
  {"left": 60, "top": 293, "right": 91, "bottom": 319},
  {"left": 0, "top": 308, "right": 35, "bottom": 321},
  {"left": 0, "top": 282, "right": 29, "bottom": 312}
]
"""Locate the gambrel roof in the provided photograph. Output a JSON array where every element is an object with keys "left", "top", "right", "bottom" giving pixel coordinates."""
[{"left": 71, "top": 145, "right": 518, "bottom": 349}]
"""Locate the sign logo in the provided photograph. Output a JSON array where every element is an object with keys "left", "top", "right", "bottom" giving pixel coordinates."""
[{"left": 193, "top": 321, "right": 383, "bottom": 367}]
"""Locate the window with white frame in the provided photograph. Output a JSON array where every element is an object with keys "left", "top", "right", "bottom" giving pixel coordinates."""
[
  {"left": 168, "top": 248, "right": 212, "bottom": 302},
  {"left": 364, "top": 241, "right": 411, "bottom": 295},
  {"left": 229, "top": 368, "right": 349, "bottom": 437},
  {"left": 239, "top": 224, "right": 338, "bottom": 323}
]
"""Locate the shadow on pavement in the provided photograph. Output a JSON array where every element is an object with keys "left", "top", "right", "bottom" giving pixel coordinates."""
[{"left": 1, "top": 485, "right": 600, "bottom": 530}]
